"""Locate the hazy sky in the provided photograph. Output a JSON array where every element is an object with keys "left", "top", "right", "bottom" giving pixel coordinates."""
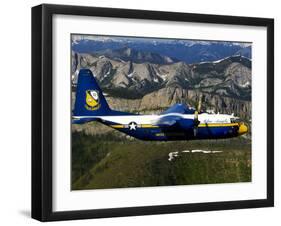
[{"left": 71, "top": 34, "right": 251, "bottom": 47}]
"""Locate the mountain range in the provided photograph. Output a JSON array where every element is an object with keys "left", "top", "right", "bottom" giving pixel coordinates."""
[
  {"left": 94, "top": 47, "right": 177, "bottom": 64},
  {"left": 72, "top": 50, "right": 251, "bottom": 99},
  {"left": 72, "top": 38, "right": 251, "bottom": 64},
  {"left": 72, "top": 48, "right": 251, "bottom": 120}
]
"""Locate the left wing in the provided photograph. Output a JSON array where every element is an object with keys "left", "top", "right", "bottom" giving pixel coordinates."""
[
  {"left": 161, "top": 103, "right": 195, "bottom": 115},
  {"left": 153, "top": 115, "right": 195, "bottom": 129},
  {"left": 154, "top": 115, "right": 182, "bottom": 126},
  {"left": 154, "top": 103, "right": 195, "bottom": 129}
]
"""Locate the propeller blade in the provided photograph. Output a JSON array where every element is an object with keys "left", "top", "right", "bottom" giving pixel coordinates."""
[
  {"left": 197, "top": 94, "right": 203, "bottom": 113},
  {"left": 193, "top": 127, "right": 197, "bottom": 137},
  {"left": 194, "top": 110, "right": 198, "bottom": 122},
  {"left": 193, "top": 94, "right": 203, "bottom": 137}
]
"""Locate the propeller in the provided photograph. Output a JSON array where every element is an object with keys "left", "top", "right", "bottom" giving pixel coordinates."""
[{"left": 193, "top": 94, "right": 203, "bottom": 137}]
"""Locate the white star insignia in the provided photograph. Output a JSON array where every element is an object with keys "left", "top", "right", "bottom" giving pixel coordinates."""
[{"left": 128, "top": 122, "right": 137, "bottom": 130}]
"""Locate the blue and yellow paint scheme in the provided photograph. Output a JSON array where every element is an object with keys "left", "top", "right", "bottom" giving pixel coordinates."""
[
  {"left": 106, "top": 122, "right": 247, "bottom": 141},
  {"left": 73, "top": 69, "right": 248, "bottom": 141}
]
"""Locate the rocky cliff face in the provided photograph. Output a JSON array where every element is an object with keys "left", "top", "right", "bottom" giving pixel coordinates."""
[
  {"left": 103, "top": 87, "right": 251, "bottom": 120},
  {"left": 72, "top": 51, "right": 251, "bottom": 120}
]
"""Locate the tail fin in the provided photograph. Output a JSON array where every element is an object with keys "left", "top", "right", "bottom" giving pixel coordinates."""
[{"left": 73, "top": 69, "right": 111, "bottom": 117}]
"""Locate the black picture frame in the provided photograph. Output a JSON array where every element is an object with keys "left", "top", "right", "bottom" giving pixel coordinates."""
[{"left": 32, "top": 4, "right": 274, "bottom": 222}]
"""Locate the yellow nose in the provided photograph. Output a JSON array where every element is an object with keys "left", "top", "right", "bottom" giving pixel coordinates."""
[{"left": 238, "top": 123, "right": 248, "bottom": 135}]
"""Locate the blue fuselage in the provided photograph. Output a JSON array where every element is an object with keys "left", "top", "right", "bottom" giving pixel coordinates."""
[{"left": 102, "top": 121, "right": 242, "bottom": 141}]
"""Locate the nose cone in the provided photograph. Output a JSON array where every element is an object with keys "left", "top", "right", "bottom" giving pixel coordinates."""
[{"left": 238, "top": 123, "right": 248, "bottom": 135}]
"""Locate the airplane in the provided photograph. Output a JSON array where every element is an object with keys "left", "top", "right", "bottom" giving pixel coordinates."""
[{"left": 72, "top": 69, "right": 248, "bottom": 141}]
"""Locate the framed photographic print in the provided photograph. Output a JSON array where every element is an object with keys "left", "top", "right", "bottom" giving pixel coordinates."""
[{"left": 32, "top": 4, "right": 274, "bottom": 221}]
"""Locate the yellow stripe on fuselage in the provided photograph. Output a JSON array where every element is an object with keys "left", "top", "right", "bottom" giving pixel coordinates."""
[
  {"left": 110, "top": 123, "right": 239, "bottom": 129},
  {"left": 110, "top": 124, "right": 159, "bottom": 128},
  {"left": 198, "top": 123, "right": 239, "bottom": 127},
  {"left": 141, "top": 124, "right": 159, "bottom": 128},
  {"left": 110, "top": 125, "right": 125, "bottom": 128}
]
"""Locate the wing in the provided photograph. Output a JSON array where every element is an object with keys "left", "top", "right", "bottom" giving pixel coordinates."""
[
  {"left": 154, "top": 115, "right": 182, "bottom": 126},
  {"left": 154, "top": 104, "right": 196, "bottom": 128},
  {"left": 154, "top": 115, "right": 195, "bottom": 129},
  {"left": 161, "top": 103, "right": 195, "bottom": 115}
]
